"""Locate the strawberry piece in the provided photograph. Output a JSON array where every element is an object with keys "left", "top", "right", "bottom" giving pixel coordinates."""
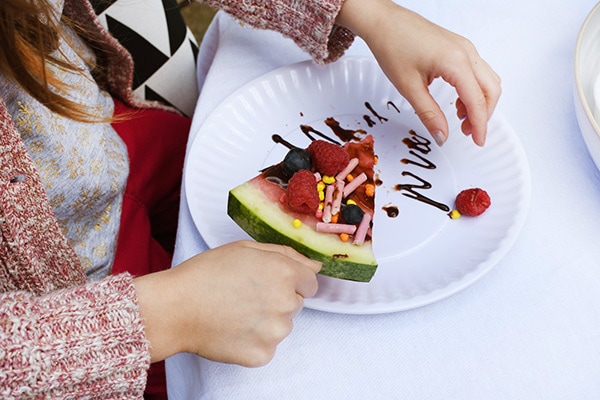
[
  {"left": 286, "top": 170, "right": 320, "bottom": 214},
  {"left": 455, "top": 188, "right": 491, "bottom": 216},
  {"left": 307, "top": 140, "right": 349, "bottom": 176}
]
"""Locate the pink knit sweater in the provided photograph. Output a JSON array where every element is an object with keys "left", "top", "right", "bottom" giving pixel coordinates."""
[{"left": 0, "top": 0, "right": 353, "bottom": 398}]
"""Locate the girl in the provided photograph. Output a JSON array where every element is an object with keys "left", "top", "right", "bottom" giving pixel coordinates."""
[{"left": 0, "top": 0, "right": 500, "bottom": 398}]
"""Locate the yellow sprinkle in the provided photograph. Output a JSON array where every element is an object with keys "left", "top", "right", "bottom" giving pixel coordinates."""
[
  {"left": 317, "top": 181, "right": 326, "bottom": 192},
  {"left": 319, "top": 191, "right": 325, "bottom": 201},
  {"left": 346, "top": 199, "right": 357, "bottom": 206},
  {"left": 449, "top": 209, "right": 461, "bottom": 219},
  {"left": 292, "top": 219, "right": 302, "bottom": 228},
  {"left": 322, "top": 175, "right": 336, "bottom": 185},
  {"left": 318, "top": 202, "right": 324, "bottom": 211}
]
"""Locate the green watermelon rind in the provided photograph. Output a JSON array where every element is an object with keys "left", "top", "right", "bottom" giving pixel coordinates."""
[{"left": 227, "top": 181, "right": 377, "bottom": 282}]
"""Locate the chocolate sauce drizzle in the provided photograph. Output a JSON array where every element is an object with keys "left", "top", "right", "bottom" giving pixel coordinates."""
[
  {"left": 299, "top": 117, "right": 367, "bottom": 145},
  {"left": 400, "top": 131, "right": 435, "bottom": 169},
  {"left": 363, "top": 115, "right": 376, "bottom": 127},
  {"left": 325, "top": 117, "right": 365, "bottom": 143},
  {"left": 386, "top": 101, "right": 401, "bottom": 113},
  {"left": 396, "top": 130, "right": 449, "bottom": 211},
  {"left": 271, "top": 134, "right": 296, "bottom": 150},
  {"left": 402, "top": 130, "right": 432, "bottom": 154},
  {"left": 300, "top": 124, "right": 341, "bottom": 145},
  {"left": 382, "top": 205, "right": 399, "bottom": 218},
  {"left": 401, "top": 151, "right": 436, "bottom": 169},
  {"left": 365, "top": 102, "right": 389, "bottom": 124},
  {"left": 394, "top": 172, "right": 449, "bottom": 212}
]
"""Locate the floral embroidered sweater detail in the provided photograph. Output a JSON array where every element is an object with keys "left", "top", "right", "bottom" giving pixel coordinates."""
[{"left": 0, "top": 0, "right": 353, "bottom": 398}]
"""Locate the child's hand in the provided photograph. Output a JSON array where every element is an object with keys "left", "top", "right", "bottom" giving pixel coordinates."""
[
  {"left": 337, "top": 0, "right": 501, "bottom": 146},
  {"left": 135, "top": 240, "right": 321, "bottom": 366}
]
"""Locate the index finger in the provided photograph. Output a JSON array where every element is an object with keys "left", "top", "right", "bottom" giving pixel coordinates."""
[
  {"left": 294, "top": 263, "right": 320, "bottom": 298},
  {"left": 246, "top": 241, "right": 322, "bottom": 273}
]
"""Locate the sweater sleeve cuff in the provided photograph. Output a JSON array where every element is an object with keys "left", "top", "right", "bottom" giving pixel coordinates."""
[
  {"left": 0, "top": 273, "right": 151, "bottom": 399},
  {"left": 324, "top": 24, "right": 355, "bottom": 63},
  {"left": 282, "top": 0, "right": 356, "bottom": 64},
  {"left": 202, "top": 0, "right": 355, "bottom": 64}
]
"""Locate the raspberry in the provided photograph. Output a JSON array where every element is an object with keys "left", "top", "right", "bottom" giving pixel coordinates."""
[
  {"left": 455, "top": 188, "right": 491, "bottom": 216},
  {"left": 307, "top": 140, "right": 349, "bottom": 176},
  {"left": 286, "top": 170, "right": 320, "bottom": 214}
]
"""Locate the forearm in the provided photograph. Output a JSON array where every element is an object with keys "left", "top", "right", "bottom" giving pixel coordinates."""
[
  {"left": 336, "top": 0, "right": 391, "bottom": 37},
  {"left": 336, "top": 0, "right": 425, "bottom": 50},
  {"left": 0, "top": 274, "right": 150, "bottom": 399}
]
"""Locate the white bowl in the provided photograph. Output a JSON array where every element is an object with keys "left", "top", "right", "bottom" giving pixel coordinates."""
[{"left": 574, "top": 2, "right": 600, "bottom": 171}]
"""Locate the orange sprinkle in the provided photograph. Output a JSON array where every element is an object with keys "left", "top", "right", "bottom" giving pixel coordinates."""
[
  {"left": 365, "top": 183, "right": 375, "bottom": 197},
  {"left": 339, "top": 233, "right": 349, "bottom": 242},
  {"left": 331, "top": 213, "right": 339, "bottom": 223},
  {"left": 346, "top": 174, "right": 354, "bottom": 182},
  {"left": 374, "top": 155, "right": 379, "bottom": 165}
]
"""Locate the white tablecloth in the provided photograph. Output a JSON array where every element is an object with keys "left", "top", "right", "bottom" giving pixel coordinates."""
[{"left": 166, "top": 1, "right": 600, "bottom": 398}]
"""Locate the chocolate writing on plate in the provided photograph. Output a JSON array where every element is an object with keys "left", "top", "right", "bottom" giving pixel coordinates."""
[
  {"left": 362, "top": 102, "right": 450, "bottom": 213},
  {"left": 395, "top": 130, "right": 449, "bottom": 212}
]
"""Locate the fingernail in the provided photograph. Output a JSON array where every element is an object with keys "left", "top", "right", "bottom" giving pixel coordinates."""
[{"left": 431, "top": 130, "right": 446, "bottom": 147}]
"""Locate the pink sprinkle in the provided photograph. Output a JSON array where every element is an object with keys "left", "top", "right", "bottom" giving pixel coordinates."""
[
  {"left": 322, "top": 185, "right": 335, "bottom": 222},
  {"left": 315, "top": 209, "right": 323, "bottom": 219},
  {"left": 352, "top": 212, "right": 372, "bottom": 245},
  {"left": 331, "top": 180, "right": 345, "bottom": 215},
  {"left": 316, "top": 222, "right": 357, "bottom": 234},
  {"left": 335, "top": 157, "right": 359, "bottom": 181},
  {"left": 324, "top": 184, "right": 334, "bottom": 205},
  {"left": 343, "top": 172, "right": 367, "bottom": 197},
  {"left": 314, "top": 172, "right": 321, "bottom": 182},
  {"left": 279, "top": 193, "right": 286, "bottom": 203},
  {"left": 322, "top": 204, "right": 332, "bottom": 223}
]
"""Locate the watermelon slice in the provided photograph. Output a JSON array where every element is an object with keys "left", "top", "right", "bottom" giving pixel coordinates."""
[{"left": 227, "top": 136, "right": 378, "bottom": 282}]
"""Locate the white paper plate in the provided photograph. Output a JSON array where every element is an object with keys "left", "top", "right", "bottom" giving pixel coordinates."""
[
  {"left": 185, "top": 56, "right": 531, "bottom": 314},
  {"left": 575, "top": 1, "right": 600, "bottom": 172}
]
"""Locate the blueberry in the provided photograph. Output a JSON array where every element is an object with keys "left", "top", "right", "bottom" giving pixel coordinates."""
[
  {"left": 341, "top": 204, "right": 364, "bottom": 225},
  {"left": 283, "top": 148, "right": 312, "bottom": 177}
]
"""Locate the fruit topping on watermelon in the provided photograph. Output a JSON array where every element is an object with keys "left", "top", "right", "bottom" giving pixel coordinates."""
[
  {"left": 307, "top": 140, "right": 350, "bottom": 176},
  {"left": 286, "top": 169, "right": 320, "bottom": 214},
  {"left": 282, "top": 148, "right": 312, "bottom": 177}
]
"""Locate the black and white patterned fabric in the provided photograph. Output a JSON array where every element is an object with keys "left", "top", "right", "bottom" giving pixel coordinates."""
[{"left": 92, "top": 0, "right": 199, "bottom": 116}]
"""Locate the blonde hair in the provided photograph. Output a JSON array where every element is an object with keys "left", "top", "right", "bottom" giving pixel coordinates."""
[{"left": 0, "top": 0, "right": 103, "bottom": 121}]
